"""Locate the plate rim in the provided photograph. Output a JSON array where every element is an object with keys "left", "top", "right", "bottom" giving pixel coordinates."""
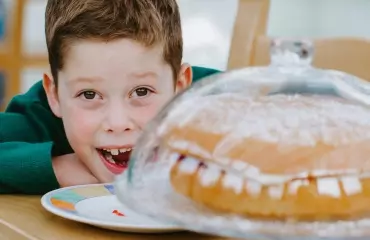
[{"left": 40, "top": 183, "right": 183, "bottom": 232}]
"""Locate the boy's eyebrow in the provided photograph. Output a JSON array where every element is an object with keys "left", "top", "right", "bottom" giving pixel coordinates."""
[
  {"left": 67, "top": 77, "right": 103, "bottom": 85},
  {"left": 130, "top": 71, "right": 159, "bottom": 79},
  {"left": 67, "top": 72, "right": 159, "bottom": 86}
]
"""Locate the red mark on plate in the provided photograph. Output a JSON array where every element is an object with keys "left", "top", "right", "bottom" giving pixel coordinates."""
[{"left": 112, "top": 209, "right": 125, "bottom": 217}]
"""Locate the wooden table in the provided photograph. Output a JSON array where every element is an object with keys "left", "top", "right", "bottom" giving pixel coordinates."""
[{"left": 0, "top": 195, "right": 237, "bottom": 240}]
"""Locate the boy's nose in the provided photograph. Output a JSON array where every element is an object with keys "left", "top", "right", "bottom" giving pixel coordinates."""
[{"left": 103, "top": 105, "right": 135, "bottom": 133}]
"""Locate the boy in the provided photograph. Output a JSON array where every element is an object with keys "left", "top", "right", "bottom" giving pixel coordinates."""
[{"left": 0, "top": 0, "right": 220, "bottom": 194}]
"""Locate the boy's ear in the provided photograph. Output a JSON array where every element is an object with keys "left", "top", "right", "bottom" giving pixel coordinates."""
[
  {"left": 175, "top": 63, "right": 193, "bottom": 94},
  {"left": 43, "top": 73, "right": 62, "bottom": 118}
]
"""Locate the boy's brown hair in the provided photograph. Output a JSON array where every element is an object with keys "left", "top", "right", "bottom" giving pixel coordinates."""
[{"left": 45, "top": 0, "right": 182, "bottom": 85}]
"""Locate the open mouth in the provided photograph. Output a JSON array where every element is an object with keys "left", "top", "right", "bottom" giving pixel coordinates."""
[{"left": 97, "top": 147, "right": 133, "bottom": 174}]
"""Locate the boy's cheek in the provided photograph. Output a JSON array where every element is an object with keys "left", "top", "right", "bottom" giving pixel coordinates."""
[
  {"left": 131, "top": 101, "right": 168, "bottom": 127},
  {"left": 63, "top": 108, "right": 101, "bottom": 138},
  {"left": 134, "top": 106, "right": 160, "bottom": 126}
]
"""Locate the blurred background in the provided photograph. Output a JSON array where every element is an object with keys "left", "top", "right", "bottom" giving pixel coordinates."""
[{"left": 0, "top": 0, "right": 370, "bottom": 110}]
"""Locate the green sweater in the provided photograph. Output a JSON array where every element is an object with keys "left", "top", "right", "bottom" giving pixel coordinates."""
[{"left": 0, "top": 66, "right": 220, "bottom": 194}]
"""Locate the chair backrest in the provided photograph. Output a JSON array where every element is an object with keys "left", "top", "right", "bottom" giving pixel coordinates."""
[
  {"left": 227, "top": 0, "right": 370, "bottom": 81},
  {"left": 313, "top": 38, "right": 370, "bottom": 81},
  {"left": 227, "top": 0, "right": 270, "bottom": 70},
  {"left": 0, "top": 0, "right": 25, "bottom": 110},
  {"left": 252, "top": 36, "right": 370, "bottom": 81},
  {"left": 0, "top": 0, "right": 48, "bottom": 110}
]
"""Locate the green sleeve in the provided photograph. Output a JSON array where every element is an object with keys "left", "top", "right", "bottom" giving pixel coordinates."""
[
  {"left": 0, "top": 141, "right": 59, "bottom": 194},
  {"left": 192, "top": 66, "right": 222, "bottom": 83},
  {"left": 0, "top": 81, "right": 73, "bottom": 194}
]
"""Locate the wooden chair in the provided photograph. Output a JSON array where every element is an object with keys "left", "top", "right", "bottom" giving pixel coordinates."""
[
  {"left": 0, "top": 0, "right": 48, "bottom": 110},
  {"left": 251, "top": 36, "right": 370, "bottom": 81},
  {"left": 227, "top": 0, "right": 370, "bottom": 81},
  {"left": 227, "top": 0, "right": 270, "bottom": 70}
]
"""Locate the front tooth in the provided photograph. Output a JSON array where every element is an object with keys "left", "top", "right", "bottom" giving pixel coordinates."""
[
  {"left": 223, "top": 173, "right": 243, "bottom": 194},
  {"left": 341, "top": 176, "right": 362, "bottom": 196},
  {"left": 110, "top": 149, "right": 119, "bottom": 155},
  {"left": 178, "top": 157, "right": 199, "bottom": 174},
  {"left": 317, "top": 177, "right": 341, "bottom": 198},
  {"left": 268, "top": 184, "right": 284, "bottom": 199},
  {"left": 199, "top": 165, "right": 220, "bottom": 187},
  {"left": 245, "top": 180, "right": 262, "bottom": 197},
  {"left": 119, "top": 148, "right": 127, "bottom": 153}
]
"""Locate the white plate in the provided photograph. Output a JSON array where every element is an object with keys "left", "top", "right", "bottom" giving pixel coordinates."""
[{"left": 41, "top": 184, "right": 184, "bottom": 233}]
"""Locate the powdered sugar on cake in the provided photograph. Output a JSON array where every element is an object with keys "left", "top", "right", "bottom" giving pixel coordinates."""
[{"left": 163, "top": 93, "right": 370, "bottom": 147}]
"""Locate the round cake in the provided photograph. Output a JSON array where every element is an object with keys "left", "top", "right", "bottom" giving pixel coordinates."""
[{"left": 161, "top": 93, "right": 370, "bottom": 220}]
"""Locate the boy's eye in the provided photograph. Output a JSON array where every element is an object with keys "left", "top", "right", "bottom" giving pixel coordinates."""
[
  {"left": 80, "top": 91, "right": 98, "bottom": 100},
  {"left": 131, "top": 87, "right": 152, "bottom": 98}
]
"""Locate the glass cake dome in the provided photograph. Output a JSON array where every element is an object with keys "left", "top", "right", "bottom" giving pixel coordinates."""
[{"left": 114, "top": 39, "right": 370, "bottom": 240}]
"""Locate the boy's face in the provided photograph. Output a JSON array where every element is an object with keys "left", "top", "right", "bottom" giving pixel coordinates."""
[{"left": 44, "top": 39, "right": 192, "bottom": 183}]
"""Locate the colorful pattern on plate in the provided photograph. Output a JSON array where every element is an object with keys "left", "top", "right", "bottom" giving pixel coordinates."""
[{"left": 48, "top": 184, "right": 115, "bottom": 213}]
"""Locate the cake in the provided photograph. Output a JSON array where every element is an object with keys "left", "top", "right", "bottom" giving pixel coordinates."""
[{"left": 160, "top": 93, "right": 370, "bottom": 220}]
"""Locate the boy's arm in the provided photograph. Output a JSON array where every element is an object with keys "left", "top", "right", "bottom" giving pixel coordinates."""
[
  {"left": 0, "top": 141, "right": 99, "bottom": 194},
  {"left": 0, "top": 102, "right": 61, "bottom": 194},
  {"left": 0, "top": 82, "right": 71, "bottom": 194},
  {"left": 0, "top": 112, "right": 99, "bottom": 194},
  {"left": 0, "top": 141, "right": 59, "bottom": 194}
]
